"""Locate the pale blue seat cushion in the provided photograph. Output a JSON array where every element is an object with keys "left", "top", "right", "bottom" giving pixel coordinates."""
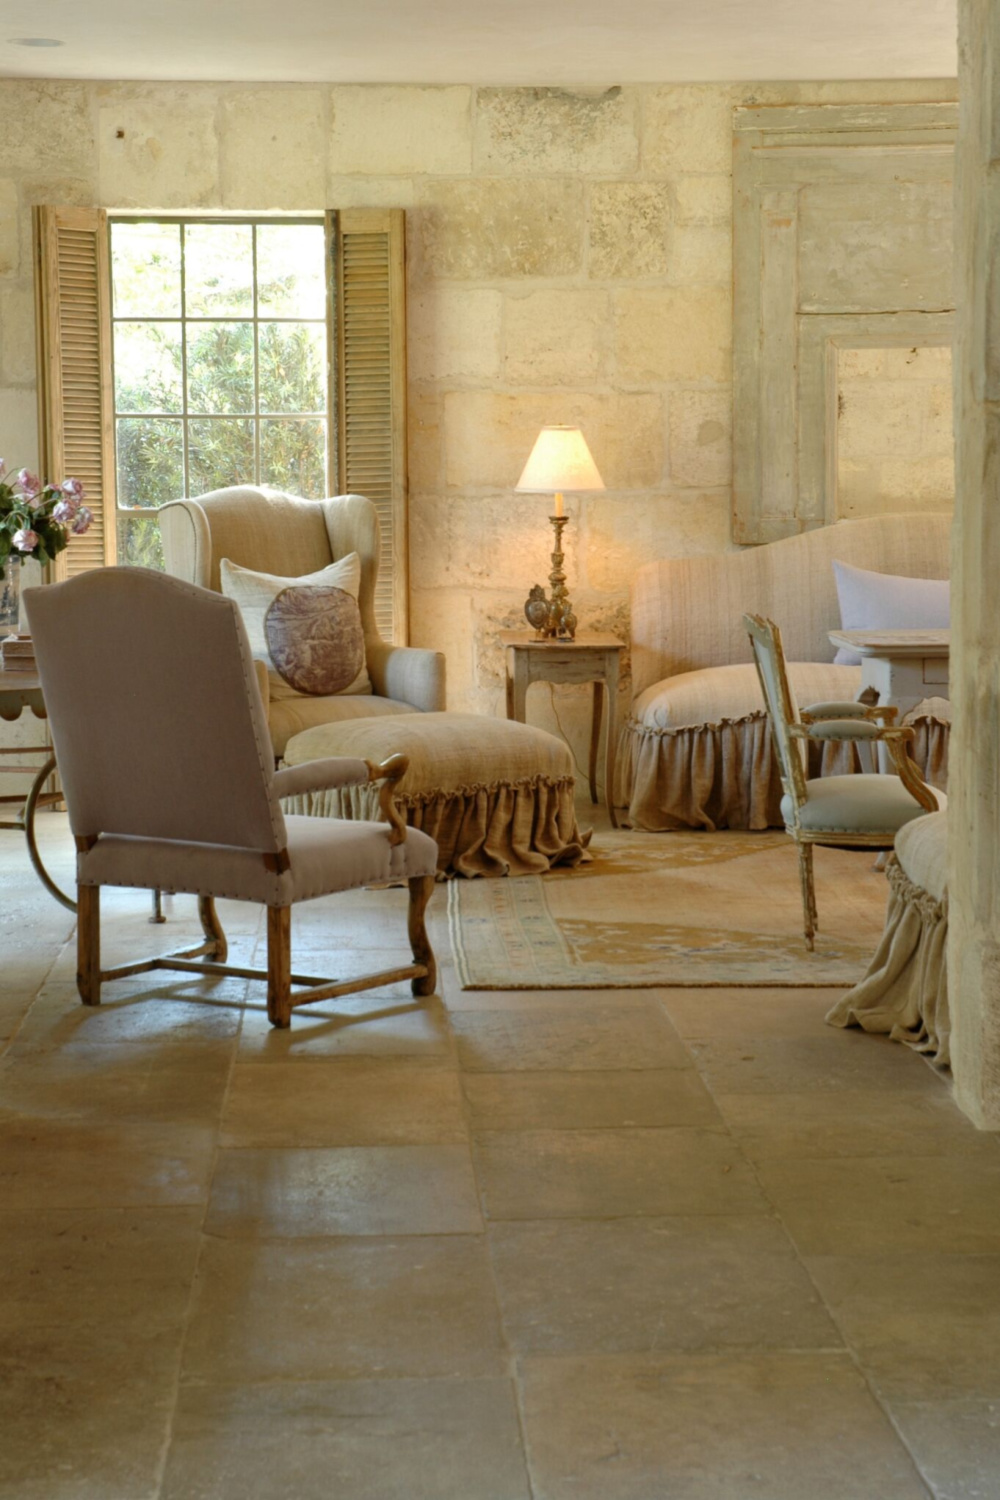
[{"left": 781, "top": 775, "right": 946, "bottom": 836}]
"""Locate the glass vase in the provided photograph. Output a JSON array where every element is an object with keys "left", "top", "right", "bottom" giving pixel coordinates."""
[{"left": 0, "top": 557, "right": 19, "bottom": 637}]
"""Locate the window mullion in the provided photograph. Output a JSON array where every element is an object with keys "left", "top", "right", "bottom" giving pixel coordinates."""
[{"left": 180, "top": 221, "right": 189, "bottom": 497}]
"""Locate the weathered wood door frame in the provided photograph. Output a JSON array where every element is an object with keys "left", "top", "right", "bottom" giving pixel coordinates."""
[{"left": 733, "top": 101, "right": 958, "bottom": 544}]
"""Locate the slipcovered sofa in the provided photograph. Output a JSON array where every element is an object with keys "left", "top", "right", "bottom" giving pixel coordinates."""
[
  {"left": 826, "top": 810, "right": 949, "bottom": 1065},
  {"left": 617, "top": 513, "right": 951, "bottom": 830}
]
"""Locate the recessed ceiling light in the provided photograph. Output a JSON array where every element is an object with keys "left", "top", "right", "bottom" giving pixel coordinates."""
[{"left": 8, "top": 37, "right": 64, "bottom": 47}]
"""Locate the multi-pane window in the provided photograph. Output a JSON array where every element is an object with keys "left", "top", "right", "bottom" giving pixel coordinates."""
[{"left": 110, "top": 218, "right": 329, "bottom": 568}]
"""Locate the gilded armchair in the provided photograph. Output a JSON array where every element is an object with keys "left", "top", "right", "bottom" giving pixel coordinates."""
[{"left": 744, "top": 613, "right": 943, "bottom": 950}]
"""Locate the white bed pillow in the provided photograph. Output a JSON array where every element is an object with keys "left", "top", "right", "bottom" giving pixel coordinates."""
[
  {"left": 832, "top": 559, "right": 950, "bottom": 665},
  {"left": 219, "top": 553, "right": 372, "bottom": 699}
]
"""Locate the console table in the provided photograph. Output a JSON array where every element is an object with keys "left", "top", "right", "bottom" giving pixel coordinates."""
[
  {"left": 826, "top": 628, "right": 950, "bottom": 721},
  {"left": 501, "top": 632, "right": 623, "bottom": 827},
  {"left": 0, "top": 665, "right": 74, "bottom": 911}
]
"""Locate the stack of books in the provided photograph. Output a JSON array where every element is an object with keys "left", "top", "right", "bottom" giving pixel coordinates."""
[{"left": 1, "top": 633, "right": 36, "bottom": 672}]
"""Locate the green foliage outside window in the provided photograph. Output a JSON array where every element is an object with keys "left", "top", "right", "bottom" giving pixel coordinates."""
[{"left": 111, "top": 220, "right": 328, "bottom": 570}]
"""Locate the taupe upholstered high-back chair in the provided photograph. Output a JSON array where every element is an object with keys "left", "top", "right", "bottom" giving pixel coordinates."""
[
  {"left": 25, "top": 568, "right": 439, "bottom": 1029},
  {"left": 744, "top": 613, "right": 942, "bottom": 950},
  {"left": 159, "top": 487, "right": 446, "bottom": 757}
]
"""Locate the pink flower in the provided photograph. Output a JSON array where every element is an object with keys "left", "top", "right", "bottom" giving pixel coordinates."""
[
  {"left": 60, "top": 477, "right": 84, "bottom": 500},
  {"left": 70, "top": 506, "right": 92, "bottom": 535},
  {"left": 12, "top": 528, "right": 38, "bottom": 553},
  {"left": 16, "top": 470, "right": 41, "bottom": 499},
  {"left": 52, "top": 499, "right": 76, "bottom": 524}
]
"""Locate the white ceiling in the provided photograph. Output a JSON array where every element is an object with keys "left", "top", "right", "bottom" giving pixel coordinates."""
[{"left": 0, "top": 0, "right": 957, "bottom": 84}]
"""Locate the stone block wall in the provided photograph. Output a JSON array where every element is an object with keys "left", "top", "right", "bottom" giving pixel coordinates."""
[{"left": 0, "top": 77, "right": 954, "bottom": 784}]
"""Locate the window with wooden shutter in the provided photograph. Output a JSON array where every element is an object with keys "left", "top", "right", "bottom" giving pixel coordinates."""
[
  {"left": 34, "top": 206, "right": 117, "bottom": 577},
  {"left": 328, "top": 208, "right": 409, "bottom": 645}
]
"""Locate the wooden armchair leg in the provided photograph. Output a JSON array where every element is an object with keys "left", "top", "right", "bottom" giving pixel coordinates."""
[
  {"left": 77, "top": 884, "right": 101, "bottom": 1006},
  {"left": 797, "top": 843, "right": 817, "bottom": 952},
  {"left": 266, "top": 906, "right": 292, "bottom": 1028},
  {"left": 408, "top": 875, "right": 437, "bottom": 997},
  {"left": 198, "top": 896, "right": 228, "bottom": 963}
]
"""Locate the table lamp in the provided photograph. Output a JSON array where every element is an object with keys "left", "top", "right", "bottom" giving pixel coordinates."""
[{"left": 515, "top": 425, "right": 605, "bottom": 639}]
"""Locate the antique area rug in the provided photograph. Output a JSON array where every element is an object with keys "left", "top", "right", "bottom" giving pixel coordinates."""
[{"left": 448, "top": 829, "right": 888, "bottom": 989}]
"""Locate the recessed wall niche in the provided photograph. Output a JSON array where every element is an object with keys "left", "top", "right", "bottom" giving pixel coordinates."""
[{"left": 835, "top": 344, "right": 954, "bottom": 519}]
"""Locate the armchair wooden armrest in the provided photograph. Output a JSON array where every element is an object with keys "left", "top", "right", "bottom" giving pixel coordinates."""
[{"left": 273, "top": 754, "right": 411, "bottom": 845}]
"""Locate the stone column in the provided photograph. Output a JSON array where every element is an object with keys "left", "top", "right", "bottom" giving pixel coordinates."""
[{"left": 950, "top": 0, "right": 1000, "bottom": 1126}]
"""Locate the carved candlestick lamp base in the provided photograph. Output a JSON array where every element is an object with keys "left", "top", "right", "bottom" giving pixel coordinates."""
[
  {"left": 514, "top": 426, "right": 606, "bottom": 644},
  {"left": 523, "top": 514, "right": 577, "bottom": 639}
]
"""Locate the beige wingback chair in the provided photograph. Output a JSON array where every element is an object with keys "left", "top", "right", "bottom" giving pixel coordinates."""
[
  {"left": 24, "top": 568, "right": 439, "bottom": 1029},
  {"left": 159, "top": 486, "right": 446, "bottom": 757},
  {"left": 744, "top": 613, "right": 943, "bottom": 950}
]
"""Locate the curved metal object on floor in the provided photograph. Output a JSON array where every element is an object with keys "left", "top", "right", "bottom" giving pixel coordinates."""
[{"left": 24, "top": 755, "right": 76, "bottom": 913}]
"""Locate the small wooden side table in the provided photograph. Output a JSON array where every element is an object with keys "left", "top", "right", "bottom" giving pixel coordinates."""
[{"left": 501, "top": 632, "right": 624, "bottom": 827}]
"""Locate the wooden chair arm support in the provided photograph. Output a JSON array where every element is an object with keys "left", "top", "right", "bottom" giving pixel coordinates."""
[
  {"left": 366, "top": 754, "right": 410, "bottom": 845},
  {"left": 881, "top": 727, "right": 941, "bottom": 812}
]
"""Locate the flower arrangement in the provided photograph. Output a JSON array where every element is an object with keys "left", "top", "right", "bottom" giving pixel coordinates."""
[{"left": 0, "top": 461, "right": 92, "bottom": 567}]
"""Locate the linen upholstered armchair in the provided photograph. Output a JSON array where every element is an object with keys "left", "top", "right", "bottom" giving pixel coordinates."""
[
  {"left": 744, "top": 613, "right": 943, "bottom": 951},
  {"left": 25, "top": 568, "right": 439, "bottom": 1029},
  {"left": 159, "top": 486, "right": 446, "bottom": 757}
]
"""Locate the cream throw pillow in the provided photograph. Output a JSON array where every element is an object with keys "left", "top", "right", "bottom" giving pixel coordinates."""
[{"left": 219, "top": 554, "right": 372, "bottom": 699}]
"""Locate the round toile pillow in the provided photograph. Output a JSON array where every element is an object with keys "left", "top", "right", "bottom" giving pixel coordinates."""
[{"left": 264, "top": 584, "right": 365, "bottom": 696}]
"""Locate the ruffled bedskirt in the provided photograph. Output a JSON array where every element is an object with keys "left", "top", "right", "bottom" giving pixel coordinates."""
[
  {"left": 281, "top": 774, "right": 589, "bottom": 879},
  {"left": 824, "top": 855, "right": 949, "bottom": 1065},
  {"left": 617, "top": 710, "right": 949, "bottom": 832}
]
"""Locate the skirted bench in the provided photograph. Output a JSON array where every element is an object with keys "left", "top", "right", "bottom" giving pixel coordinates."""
[
  {"left": 279, "top": 712, "right": 589, "bottom": 878},
  {"left": 619, "top": 513, "right": 951, "bottom": 831},
  {"left": 826, "top": 810, "right": 949, "bottom": 1064}
]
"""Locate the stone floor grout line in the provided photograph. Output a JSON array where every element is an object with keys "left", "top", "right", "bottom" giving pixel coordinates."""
[
  {"left": 451, "top": 983, "right": 539, "bottom": 1500},
  {"left": 0, "top": 920, "right": 76, "bottom": 1062},
  {"left": 149, "top": 903, "right": 261, "bottom": 1500},
  {"left": 676, "top": 1008, "right": 940, "bottom": 1500}
]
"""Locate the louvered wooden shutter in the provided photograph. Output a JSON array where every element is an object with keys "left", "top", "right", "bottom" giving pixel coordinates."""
[
  {"left": 328, "top": 208, "right": 408, "bottom": 644},
  {"left": 34, "top": 206, "right": 116, "bottom": 577}
]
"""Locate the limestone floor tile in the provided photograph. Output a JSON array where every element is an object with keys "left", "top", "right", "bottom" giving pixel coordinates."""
[
  {"left": 206, "top": 1145, "right": 483, "bottom": 1237},
  {"left": 890, "top": 1397, "right": 1000, "bottom": 1498},
  {"left": 518, "top": 1351, "right": 931, "bottom": 1500},
  {"left": 0, "top": 1340, "right": 180, "bottom": 1500},
  {"left": 757, "top": 1155, "right": 1000, "bottom": 1254},
  {"left": 463, "top": 1068, "right": 723, "bottom": 1131},
  {"left": 9, "top": 981, "right": 246, "bottom": 1054},
  {"left": 237, "top": 990, "right": 452, "bottom": 1061},
  {"left": 221, "top": 1060, "right": 467, "bottom": 1147},
  {"left": 0, "top": 1118, "right": 216, "bottom": 1209},
  {"left": 489, "top": 1215, "right": 840, "bottom": 1354},
  {"left": 0, "top": 1206, "right": 201, "bottom": 1335},
  {"left": 0, "top": 1041, "right": 233, "bottom": 1127},
  {"left": 662, "top": 986, "right": 845, "bottom": 1040},
  {"left": 473, "top": 1128, "right": 767, "bottom": 1220},
  {"left": 716, "top": 1088, "right": 999, "bottom": 1162},
  {"left": 250, "top": 939, "right": 417, "bottom": 974},
  {"left": 275, "top": 892, "right": 423, "bottom": 948},
  {"left": 806, "top": 1254, "right": 1000, "bottom": 1400},
  {"left": 690, "top": 1034, "right": 943, "bottom": 1096},
  {"left": 0, "top": 987, "right": 37, "bottom": 1048},
  {"left": 452, "top": 1002, "right": 689, "bottom": 1073},
  {"left": 161, "top": 1378, "right": 532, "bottom": 1500},
  {"left": 183, "top": 1234, "right": 505, "bottom": 1382}
]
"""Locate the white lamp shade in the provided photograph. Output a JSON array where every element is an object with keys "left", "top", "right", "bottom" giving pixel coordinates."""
[{"left": 515, "top": 425, "right": 605, "bottom": 493}]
